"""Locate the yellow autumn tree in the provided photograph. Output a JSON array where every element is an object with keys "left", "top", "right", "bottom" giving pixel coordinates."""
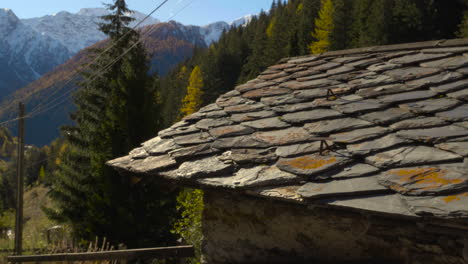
[
  {"left": 309, "top": 0, "right": 335, "bottom": 54},
  {"left": 180, "top": 66, "right": 204, "bottom": 117}
]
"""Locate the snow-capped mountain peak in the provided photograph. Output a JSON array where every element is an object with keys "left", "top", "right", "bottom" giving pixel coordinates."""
[
  {"left": 230, "top": 14, "right": 254, "bottom": 28},
  {"left": 76, "top": 8, "right": 109, "bottom": 17}
]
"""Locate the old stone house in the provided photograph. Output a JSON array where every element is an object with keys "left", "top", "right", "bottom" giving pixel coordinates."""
[{"left": 108, "top": 39, "right": 468, "bottom": 264}]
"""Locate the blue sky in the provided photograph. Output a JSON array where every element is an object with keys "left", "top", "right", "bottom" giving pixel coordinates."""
[{"left": 4, "top": 0, "right": 275, "bottom": 25}]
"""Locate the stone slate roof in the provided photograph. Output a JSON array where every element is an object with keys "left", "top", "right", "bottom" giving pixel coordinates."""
[{"left": 108, "top": 39, "right": 468, "bottom": 220}]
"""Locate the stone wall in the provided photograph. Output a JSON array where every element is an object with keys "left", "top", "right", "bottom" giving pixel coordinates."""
[{"left": 201, "top": 190, "right": 468, "bottom": 264}]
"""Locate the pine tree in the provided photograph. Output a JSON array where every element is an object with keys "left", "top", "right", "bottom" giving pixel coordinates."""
[
  {"left": 180, "top": 66, "right": 204, "bottom": 117},
  {"left": 47, "top": 0, "right": 177, "bottom": 246},
  {"left": 309, "top": 0, "right": 335, "bottom": 54}
]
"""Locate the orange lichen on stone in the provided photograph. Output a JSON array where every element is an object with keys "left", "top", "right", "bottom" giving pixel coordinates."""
[
  {"left": 281, "top": 156, "right": 337, "bottom": 170},
  {"left": 442, "top": 192, "right": 468, "bottom": 203},
  {"left": 387, "top": 168, "right": 464, "bottom": 190}
]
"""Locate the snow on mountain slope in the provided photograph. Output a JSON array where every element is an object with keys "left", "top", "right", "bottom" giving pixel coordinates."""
[
  {"left": 200, "top": 21, "right": 229, "bottom": 45},
  {"left": 230, "top": 14, "right": 254, "bottom": 28},
  {"left": 22, "top": 8, "right": 160, "bottom": 54},
  {"left": 0, "top": 8, "right": 72, "bottom": 97}
]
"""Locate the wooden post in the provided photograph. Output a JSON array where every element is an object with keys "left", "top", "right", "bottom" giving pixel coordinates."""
[{"left": 14, "top": 102, "right": 25, "bottom": 256}]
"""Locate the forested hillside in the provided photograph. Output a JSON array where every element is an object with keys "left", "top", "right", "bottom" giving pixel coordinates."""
[{"left": 159, "top": 0, "right": 468, "bottom": 127}]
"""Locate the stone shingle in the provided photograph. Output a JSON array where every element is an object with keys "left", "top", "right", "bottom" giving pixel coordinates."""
[{"left": 110, "top": 39, "right": 468, "bottom": 220}]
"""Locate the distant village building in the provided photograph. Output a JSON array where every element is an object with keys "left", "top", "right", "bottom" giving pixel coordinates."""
[{"left": 109, "top": 39, "right": 468, "bottom": 264}]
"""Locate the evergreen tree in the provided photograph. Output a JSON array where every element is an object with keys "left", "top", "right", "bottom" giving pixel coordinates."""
[
  {"left": 47, "top": 0, "right": 177, "bottom": 247},
  {"left": 309, "top": 0, "right": 335, "bottom": 54}
]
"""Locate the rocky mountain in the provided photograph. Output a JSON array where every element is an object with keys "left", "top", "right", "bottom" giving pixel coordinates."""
[
  {"left": 0, "top": 8, "right": 72, "bottom": 98},
  {"left": 22, "top": 8, "right": 160, "bottom": 54}
]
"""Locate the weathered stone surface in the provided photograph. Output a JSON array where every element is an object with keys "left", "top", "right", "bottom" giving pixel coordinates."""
[
  {"left": 182, "top": 112, "right": 206, "bottom": 122},
  {"left": 106, "top": 155, "right": 132, "bottom": 169},
  {"left": 199, "top": 166, "right": 301, "bottom": 189},
  {"left": 205, "top": 110, "right": 228, "bottom": 118},
  {"left": 323, "top": 194, "right": 415, "bottom": 217},
  {"left": 349, "top": 75, "right": 395, "bottom": 89},
  {"left": 397, "top": 126, "right": 468, "bottom": 144},
  {"left": 298, "top": 73, "right": 337, "bottom": 81},
  {"left": 400, "top": 98, "right": 460, "bottom": 114},
  {"left": 326, "top": 66, "right": 354, "bottom": 75},
  {"left": 260, "top": 94, "right": 304, "bottom": 106},
  {"left": 403, "top": 191, "right": 468, "bottom": 218},
  {"left": 455, "top": 121, "right": 468, "bottom": 129},
  {"left": 242, "top": 86, "right": 290, "bottom": 99},
  {"left": 253, "top": 127, "right": 312, "bottom": 146},
  {"left": 390, "top": 117, "right": 449, "bottom": 130},
  {"left": 430, "top": 79, "right": 468, "bottom": 94},
  {"left": 436, "top": 142, "right": 468, "bottom": 157},
  {"left": 331, "top": 163, "right": 380, "bottom": 179},
  {"left": 275, "top": 141, "right": 324, "bottom": 158},
  {"left": 219, "top": 148, "right": 277, "bottom": 164},
  {"left": 147, "top": 138, "right": 179, "bottom": 155},
  {"left": 216, "top": 96, "right": 247, "bottom": 107},
  {"left": 129, "top": 147, "right": 148, "bottom": 159},
  {"left": 230, "top": 111, "right": 276, "bottom": 122},
  {"left": 332, "top": 56, "right": 367, "bottom": 64},
  {"left": 311, "top": 62, "right": 341, "bottom": 71},
  {"left": 347, "top": 58, "right": 383, "bottom": 68},
  {"left": 448, "top": 88, "right": 468, "bottom": 101},
  {"left": 280, "top": 79, "right": 341, "bottom": 90},
  {"left": 385, "top": 67, "right": 441, "bottom": 81},
  {"left": 242, "top": 117, "right": 290, "bottom": 130},
  {"left": 128, "top": 155, "right": 177, "bottom": 173},
  {"left": 209, "top": 125, "right": 254, "bottom": 138},
  {"left": 219, "top": 89, "right": 241, "bottom": 98},
  {"left": 366, "top": 146, "right": 462, "bottom": 169},
  {"left": 224, "top": 103, "right": 265, "bottom": 114},
  {"left": 292, "top": 88, "right": 328, "bottom": 99},
  {"left": 290, "top": 69, "right": 321, "bottom": 79},
  {"left": 174, "top": 156, "right": 234, "bottom": 179},
  {"left": 379, "top": 90, "right": 437, "bottom": 104},
  {"left": 422, "top": 47, "right": 468, "bottom": 53},
  {"left": 259, "top": 71, "right": 288, "bottom": 81},
  {"left": 268, "top": 63, "right": 296, "bottom": 70},
  {"left": 347, "top": 134, "right": 411, "bottom": 155},
  {"left": 253, "top": 185, "right": 303, "bottom": 201},
  {"left": 199, "top": 103, "right": 223, "bottom": 113},
  {"left": 333, "top": 99, "right": 388, "bottom": 114},
  {"left": 195, "top": 118, "right": 234, "bottom": 130},
  {"left": 212, "top": 135, "right": 270, "bottom": 149},
  {"left": 379, "top": 165, "right": 468, "bottom": 195},
  {"left": 173, "top": 132, "right": 213, "bottom": 146},
  {"left": 421, "top": 56, "right": 468, "bottom": 70},
  {"left": 360, "top": 108, "right": 415, "bottom": 125},
  {"left": 389, "top": 53, "right": 450, "bottom": 65},
  {"left": 283, "top": 66, "right": 307, "bottom": 73},
  {"left": 297, "top": 176, "right": 389, "bottom": 199},
  {"left": 235, "top": 82, "right": 258, "bottom": 93},
  {"left": 168, "top": 143, "right": 219, "bottom": 160},
  {"left": 367, "top": 62, "right": 401, "bottom": 72},
  {"left": 142, "top": 136, "right": 163, "bottom": 149},
  {"left": 277, "top": 154, "right": 352, "bottom": 177},
  {"left": 304, "top": 118, "right": 373, "bottom": 135},
  {"left": 288, "top": 56, "right": 317, "bottom": 64},
  {"left": 332, "top": 127, "right": 389, "bottom": 144},
  {"left": 406, "top": 72, "right": 463, "bottom": 89},
  {"left": 158, "top": 125, "right": 200, "bottom": 138},
  {"left": 271, "top": 101, "right": 316, "bottom": 113},
  {"left": 356, "top": 84, "right": 410, "bottom": 98},
  {"left": 282, "top": 109, "right": 342, "bottom": 123},
  {"left": 436, "top": 105, "right": 468, "bottom": 121}
]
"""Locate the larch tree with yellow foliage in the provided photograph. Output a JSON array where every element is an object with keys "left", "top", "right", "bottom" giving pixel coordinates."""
[
  {"left": 180, "top": 66, "right": 204, "bottom": 117},
  {"left": 309, "top": 0, "right": 335, "bottom": 54}
]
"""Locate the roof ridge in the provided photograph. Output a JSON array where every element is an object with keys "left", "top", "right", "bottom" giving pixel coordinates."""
[{"left": 280, "top": 38, "right": 468, "bottom": 63}]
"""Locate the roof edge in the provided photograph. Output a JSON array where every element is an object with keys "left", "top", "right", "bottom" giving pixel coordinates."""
[{"left": 280, "top": 38, "right": 468, "bottom": 63}]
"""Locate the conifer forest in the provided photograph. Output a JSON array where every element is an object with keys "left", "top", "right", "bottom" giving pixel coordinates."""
[{"left": 0, "top": 0, "right": 466, "bottom": 262}]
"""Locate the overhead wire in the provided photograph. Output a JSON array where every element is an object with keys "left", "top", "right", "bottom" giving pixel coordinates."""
[
  {"left": 24, "top": 0, "right": 196, "bottom": 121},
  {"left": 0, "top": 0, "right": 172, "bottom": 127}
]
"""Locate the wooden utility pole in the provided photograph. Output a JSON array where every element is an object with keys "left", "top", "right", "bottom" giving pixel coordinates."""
[{"left": 14, "top": 102, "right": 25, "bottom": 256}]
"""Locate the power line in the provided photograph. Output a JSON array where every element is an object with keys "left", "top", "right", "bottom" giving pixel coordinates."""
[
  {"left": 0, "top": 0, "right": 172, "bottom": 122},
  {"left": 29, "top": 0, "right": 171, "bottom": 114},
  {"left": 0, "top": 0, "right": 195, "bottom": 126},
  {"left": 26, "top": 0, "right": 196, "bottom": 120}
]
